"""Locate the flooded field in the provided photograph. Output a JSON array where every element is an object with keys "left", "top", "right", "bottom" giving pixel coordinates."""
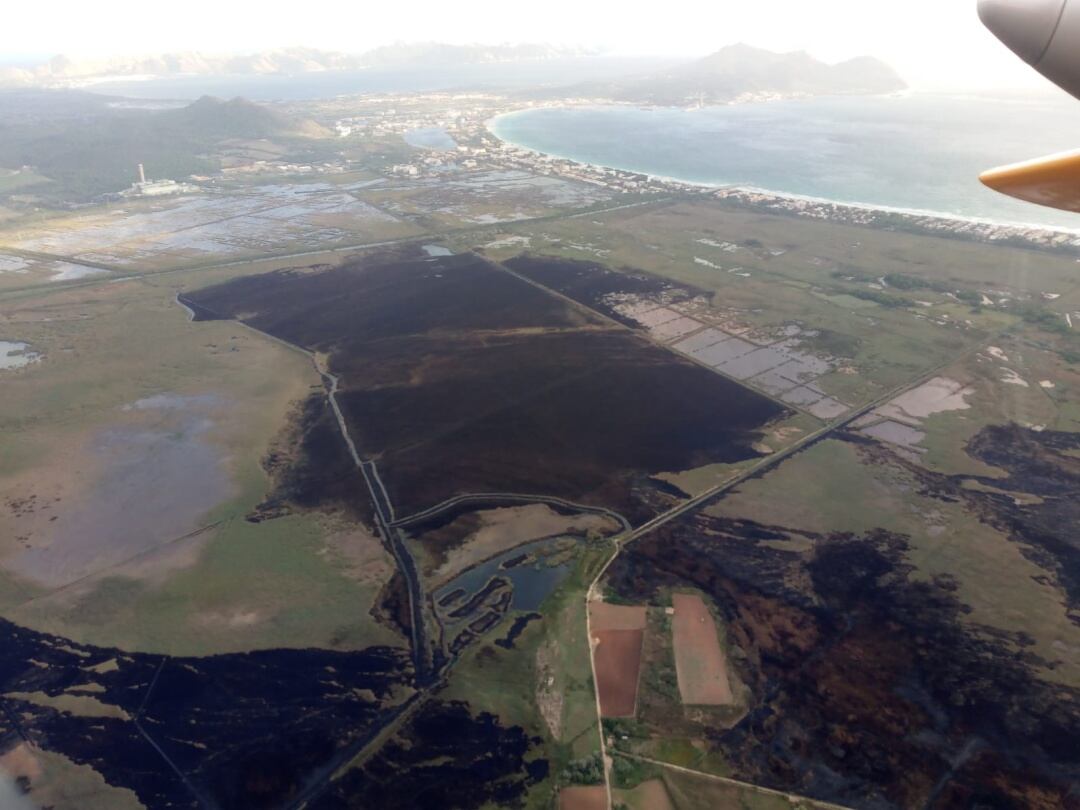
[
  {"left": 0, "top": 253, "right": 111, "bottom": 289},
  {"left": 364, "top": 169, "right": 612, "bottom": 228},
  {"left": 183, "top": 246, "right": 787, "bottom": 522},
  {"left": 6, "top": 393, "right": 233, "bottom": 588},
  {"left": 855, "top": 376, "right": 976, "bottom": 451},
  {"left": 1, "top": 183, "right": 419, "bottom": 269}
]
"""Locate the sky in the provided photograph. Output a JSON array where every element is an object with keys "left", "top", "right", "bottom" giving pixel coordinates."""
[{"left": 1, "top": 0, "right": 1055, "bottom": 91}]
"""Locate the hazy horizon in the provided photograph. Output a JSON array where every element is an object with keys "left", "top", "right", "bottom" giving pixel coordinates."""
[{"left": 3, "top": 0, "right": 1066, "bottom": 93}]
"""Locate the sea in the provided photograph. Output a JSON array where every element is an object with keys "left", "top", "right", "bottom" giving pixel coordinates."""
[
  {"left": 489, "top": 92, "right": 1080, "bottom": 231},
  {"left": 86, "top": 57, "right": 672, "bottom": 101}
]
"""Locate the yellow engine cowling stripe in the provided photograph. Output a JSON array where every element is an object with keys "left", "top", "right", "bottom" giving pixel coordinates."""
[{"left": 981, "top": 150, "right": 1080, "bottom": 214}]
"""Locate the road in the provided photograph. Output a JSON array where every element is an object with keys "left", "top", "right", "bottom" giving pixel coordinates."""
[
  {"left": 583, "top": 331, "right": 1009, "bottom": 806},
  {"left": 619, "top": 752, "right": 854, "bottom": 810},
  {"left": 391, "top": 492, "right": 631, "bottom": 532}
]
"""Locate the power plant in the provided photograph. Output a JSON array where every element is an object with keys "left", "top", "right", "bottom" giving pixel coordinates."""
[{"left": 123, "top": 163, "right": 196, "bottom": 198}]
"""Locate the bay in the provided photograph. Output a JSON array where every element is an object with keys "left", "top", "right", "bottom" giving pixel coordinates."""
[{"left": 490, "top": 93, "right": 1080, "bottom": 231}]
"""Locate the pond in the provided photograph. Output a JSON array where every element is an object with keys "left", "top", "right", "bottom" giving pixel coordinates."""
[
  {"left": 0, "top": 340, "right": 41, "bottom": 370},
  {"left": 434, "top": 535, "right": 577, "bottom": 619}
]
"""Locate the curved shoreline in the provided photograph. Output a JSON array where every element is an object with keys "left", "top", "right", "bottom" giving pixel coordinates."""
[{"left": 486, "top": 105, "right": 1080, "bottom": 238}]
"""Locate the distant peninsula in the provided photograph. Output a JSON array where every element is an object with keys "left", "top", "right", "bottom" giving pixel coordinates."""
[{"left": 552, "top": 43, "right": 907, "bottom": 105}]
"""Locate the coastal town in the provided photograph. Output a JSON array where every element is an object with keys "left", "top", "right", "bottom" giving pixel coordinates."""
[{"left": 126, "top": 89, "right": 1080, "bottom": 255}]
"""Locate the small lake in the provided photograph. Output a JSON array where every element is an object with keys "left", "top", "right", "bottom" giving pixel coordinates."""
[
  {"left": 434, "top": 536, "right": 576, "bottom": 616},
  {"left": 405, "top": 127, "right": 458, "bottom": 151},
  {"left": 0, "top": 340, "right": 40, "bottom": 370}
]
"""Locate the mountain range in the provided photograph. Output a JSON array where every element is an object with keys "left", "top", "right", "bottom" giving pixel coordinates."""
[
  {"left": 556, "top": 43, "right": 907, "bottom": 104},
  {"left": 0, "top": 43, "right": 597, "bottom": 86}
]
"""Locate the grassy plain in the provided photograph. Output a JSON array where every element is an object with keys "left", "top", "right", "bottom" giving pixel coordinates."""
[
  {"left": 500, "top": 199, "right": 1080, "bottom": 407},
  {"left": 709, "top": 437, "right": 1080, "bottom": 686},
  {"left": 0, "top": 268, "right": 402, "bottom": 656},
  {"left": 441, "top": 540, "right": 612, "bottom": 808},
  {"left": 610, "top": 754, "right": 837, "bottom": 810}
]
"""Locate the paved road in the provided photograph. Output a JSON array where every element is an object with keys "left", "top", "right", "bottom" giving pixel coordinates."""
[
  {"left": 391, "top": 492, "right": 631, "bottom": 533},
  {"left": 583, "top": 333, "right": 1009, "bottom": 805}
]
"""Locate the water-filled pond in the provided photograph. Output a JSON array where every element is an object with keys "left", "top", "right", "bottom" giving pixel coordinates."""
[
  {"left": 0, "top": 340, "right": 40, "bottom": 370},
  {"left": 434, "top": 535, "right": 577, "bottom": 617}
]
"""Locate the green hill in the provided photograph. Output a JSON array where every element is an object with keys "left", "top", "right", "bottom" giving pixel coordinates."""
[{"left": 0, "top": 92, "right": 331, "bottom": 201}]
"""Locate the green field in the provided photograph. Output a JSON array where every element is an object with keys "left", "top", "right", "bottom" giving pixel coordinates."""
[
  {"left": 0, "top": 267, "right": 403, "bottom": 656},
  {"left": 441, "top": 538, "right": 614, "bottom": 807}
]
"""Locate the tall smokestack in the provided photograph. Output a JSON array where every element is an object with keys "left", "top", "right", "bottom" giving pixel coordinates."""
[{"left": 137, "top": 163, "right": 146, "bottom": 184}]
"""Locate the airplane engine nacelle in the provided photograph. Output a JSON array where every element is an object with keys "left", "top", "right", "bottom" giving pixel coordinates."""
[{"left": 979, "top": 0, "right": 1080, "bottom": 99}]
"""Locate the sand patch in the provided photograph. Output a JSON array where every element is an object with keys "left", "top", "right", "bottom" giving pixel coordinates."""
[
  {"left": 196, "top": 609, "right": 263, "bottom": 629},
  {"left": 671, "top": 593, "right": 733, "bottom": 706},
  {"left": 1000, "top": 368, "right": 1030, "bottom": 387}
]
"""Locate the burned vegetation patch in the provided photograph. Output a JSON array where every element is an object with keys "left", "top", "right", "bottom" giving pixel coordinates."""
[
  {"left": 604, "top": 508, "right": 1080, "bottom": 809},
  {"left": 0, "top": 618, "right": 412, "bottom": 809},
  {"left": 313, "top": 700, "right": 548, "bottom": 810},
  {"left": 504, "top": 254, "right": 705, "bottom": 328},
  {"left": 901, "top": 422, "right": 1080, "bottom": 623},
  {"left": 183, "top": 247, "right": 786, "bottom": 523},
  {"left": 249, "top": 391, "right": 374, "bottom": 524}
]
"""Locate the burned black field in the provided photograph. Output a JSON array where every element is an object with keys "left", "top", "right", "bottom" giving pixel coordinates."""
[
  {"left": 183, "top": 247, "right": 787, "bottom": 523},
  {"left": 503, "top": 254, "right": 703, "bottom": 327},
  {"left": 603, "top": 429, "right": 1080, "bottom": 810},
  {"left": 312, "top": 701, "right": 548, "bottom": 810},
  {"left": 0, "top": 618, "right": 412, "bottom": 809}
]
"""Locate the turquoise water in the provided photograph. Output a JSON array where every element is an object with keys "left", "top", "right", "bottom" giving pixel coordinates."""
[
  {"left": 405, "top": 127, "right": 458, "bottom": 151},
  {"left": 491, "top": 93, "right": 1080, "bottom": 231}
]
